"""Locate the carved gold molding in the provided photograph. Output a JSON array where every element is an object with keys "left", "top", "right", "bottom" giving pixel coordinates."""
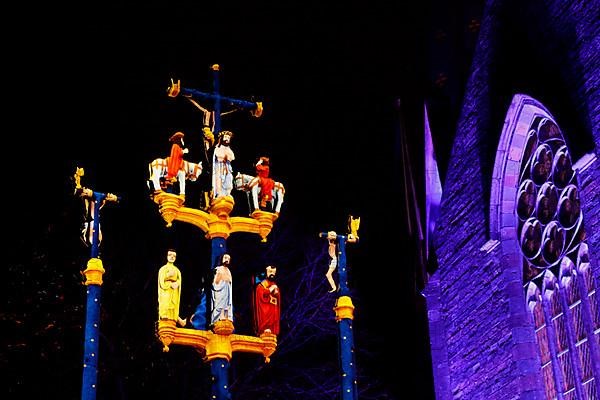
[
  {"left": 157, "top": 320, "right": 277, "bottom": 363},
  {"left": 153, "top": 193, "right": 279, "bottom": 241}
]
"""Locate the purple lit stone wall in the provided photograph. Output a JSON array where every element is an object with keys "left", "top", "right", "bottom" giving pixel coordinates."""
[
  {"left": 522, "top": 0, "right": 600, "bottom": 289},
  {"left": 425, "top": 0, "right": 600, "bottom": 399},
  {"left": 580, "top": 163, "right": 600, "bottom": 300}
]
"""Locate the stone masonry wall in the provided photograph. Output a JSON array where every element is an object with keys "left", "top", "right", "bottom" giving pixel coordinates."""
[{"left": 428, "top": 0, "right": 600, "bottom": 399}]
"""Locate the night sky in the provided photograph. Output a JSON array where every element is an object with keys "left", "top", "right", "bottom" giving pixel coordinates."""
[{"left": 6, "top": 2, "right": 448, "bottom": 399}]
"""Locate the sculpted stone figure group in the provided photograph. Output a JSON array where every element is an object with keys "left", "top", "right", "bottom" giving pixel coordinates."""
[
  {"left": 148, "top": 111, "right": 284, "bottom": 214},
  {"left": 157, "top": 249, "right": 281, "bottom": 337}
]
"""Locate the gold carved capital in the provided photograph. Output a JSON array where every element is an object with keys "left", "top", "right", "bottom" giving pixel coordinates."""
[
  {"left": 334, "top": 296, "right": 355, "bottom": 321},
  {"left": 83, "top": 258, "right": 105, "bottom": 286}
]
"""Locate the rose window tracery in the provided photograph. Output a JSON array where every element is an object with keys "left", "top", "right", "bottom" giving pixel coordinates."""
[{"left": 517, "top": 118, "right": 581, "bottom": 277}]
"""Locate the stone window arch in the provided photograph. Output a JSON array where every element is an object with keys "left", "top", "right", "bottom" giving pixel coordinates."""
[{"left": 491, "top": 94, "right": 599, "bottom": 399}]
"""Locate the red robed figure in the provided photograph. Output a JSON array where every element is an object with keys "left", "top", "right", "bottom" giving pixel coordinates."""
[{"left": 254, "top": 266, "right": 280, "bottom": 335}]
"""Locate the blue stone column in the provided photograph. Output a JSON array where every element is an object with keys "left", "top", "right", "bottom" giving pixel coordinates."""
[
  {"left": 211, "top": 358, "right": 232, "bottom": 400},
  {"left": 336, "top": 236, "right": 358, "bottom": 400},
  {"left": 211, "top": 236, "right": 230, "bottom": 400},
  {"left": 321, "top": 232, "right": 359, "bottom": 400},
  {"left": 80, "top": 191, "right": 116, "bottom": 400},
  {"left": 81, "top": 283, "right": 102, "bottom": 399}
]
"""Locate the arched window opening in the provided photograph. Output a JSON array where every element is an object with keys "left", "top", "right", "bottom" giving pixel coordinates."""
[
  {"left": 494, "top": 96, "right": 599, "bottom": 399},
  {"left": 517, "top": 116, "right": 599, "bottom": 399}
]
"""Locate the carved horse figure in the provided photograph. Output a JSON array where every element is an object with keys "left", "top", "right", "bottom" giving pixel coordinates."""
[
  {"left": 234, "top": 172, "right": 285, "bottom": 213},
  {"left": 148, "top": 158, "right": 203, "bottom": 195}
]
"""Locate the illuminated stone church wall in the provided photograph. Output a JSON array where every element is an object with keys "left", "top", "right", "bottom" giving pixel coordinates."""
[{"left": 423, "top": 0, "right": 600, "bottom": 399}]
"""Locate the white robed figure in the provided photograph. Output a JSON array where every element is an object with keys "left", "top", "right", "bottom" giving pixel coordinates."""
[
  {"left": 212, "top": 131, "right": 235, "bottom": 198},
  {"left": 211, "top": 253, "right": 234, "bottom": 324}
]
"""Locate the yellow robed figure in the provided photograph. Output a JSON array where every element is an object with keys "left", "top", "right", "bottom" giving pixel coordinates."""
[{"left": 158, "top": 249, "right": 186, "bottom": 326}]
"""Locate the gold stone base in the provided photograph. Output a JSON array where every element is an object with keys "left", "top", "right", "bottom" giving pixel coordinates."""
[
  {"left": 251, "top": 210, "right": 279, "bottom": 242},
  {"left": 259, "top": 331, "right": 277, "bottom": 363},
  {"left": 210, "top": 196, "right": 235, "bottom": 218},
  {"left": 157, "top": 319, "right": 177, "bottom": 352},
  {"left": 212, "top": 319, "right": 235, "bottom": 335},
  {"left": 153, "top": 192, "right": 185, "bottom": 227}
]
